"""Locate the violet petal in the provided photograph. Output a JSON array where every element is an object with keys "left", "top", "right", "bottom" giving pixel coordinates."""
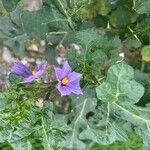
[
  {"left": 67, "top": 82, "right": 83, "bottom": 95},
  {"left": 21, "top": 76, "right": 37, "bottom": 83},
  {"left": 33, "top": 63, "right": 47, "bottom": 78},
  {"left": 54, "top": 67, "right": 62, "bottom": 81},
  {"left": 68, "top": 71, "right": 82, "bottom": 84},
  {"left": 21, "top": 63, "right": 47, "bottom": 83},
  {"left": 11, "top": 61, "right": 32, "bottom": 78},
  {"left": 54, "top": 61, "right": 72, "bottom": 80}
]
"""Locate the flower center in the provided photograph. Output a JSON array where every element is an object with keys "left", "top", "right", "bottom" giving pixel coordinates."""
[
  {"left": 61, "top": 77, "right": 69, "bottom": 85},
  {"left": 32, "top": 69, "right": 38, "bottom": 75}
]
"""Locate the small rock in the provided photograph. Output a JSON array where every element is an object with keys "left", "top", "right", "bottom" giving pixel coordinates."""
[
  {"left": 57, "top": 56, "right": 66, "bottom": 65},
  {"left": 23, "top": 0, "right": 43, "bottom": 12},
  {"left": 70, "top": 43, "right": 81, "bottom": 51},
  {"left": 28, "top": 44, "right": 39, "bottom": 52},
  {"left": 40, "top": 40, "right": 46, "bottom": 47},
  {"left": 70, "top": 43, "right": 82, "bottom": 55},
  {"left": 58, "top": 44, "right": 67, "bottom": 57},
  {"left": 2, "top": 47, "right": 14, "bottom": 63}
]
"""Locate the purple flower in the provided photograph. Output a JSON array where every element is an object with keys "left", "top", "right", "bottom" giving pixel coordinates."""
[
  {"left": 11, "top": 61, "right": 47, "bottom": 83},
  {"left": 54, "top": 61, "right": 83, "bottom": 96}
]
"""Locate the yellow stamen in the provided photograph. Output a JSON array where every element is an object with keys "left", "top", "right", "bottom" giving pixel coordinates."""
[
  {"left": 61, "top": 77, "right": 69, "bottom": 85},
  {"left": 32, "top": 69, "right": 38, "bottom": 75}
]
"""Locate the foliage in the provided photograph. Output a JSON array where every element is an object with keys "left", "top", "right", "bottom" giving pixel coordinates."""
[{"left": 0, "top": 0, "right": 150, "bottom": 150}]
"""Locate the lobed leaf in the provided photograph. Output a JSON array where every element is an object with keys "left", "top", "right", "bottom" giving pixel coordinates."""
[{"left": 96, "top": 63, "right": 144, "bottom": 103}]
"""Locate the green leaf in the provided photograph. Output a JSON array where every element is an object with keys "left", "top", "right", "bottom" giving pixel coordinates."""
[
  {"left": 71, "top": 87, "right": 97, "bottom": 116},
  {"left": 110, "top": 6, "right": 131, "bottom": 28},
  {"left": 60, "top": 86, "right": 97, "bottom": 150},
  {"left": 126, "top": 36, "right": 142, "bottom": 48},
  {"left": 41, "top": 117, "right": 70, "bottom": 150},
  {"left": 96, "top": 63, "right": 144, "bottom": 103},
  {"left": 0, "top": 14, "right": 27, "bottom": 56},
  {"left": 135, "top": 16, "right": 150, "bottom": 43},
  {"left": 112, "top": 102, "right": 150, "bottom": 148},
  {"left": 42, "top": 101, "right": 54, "bottom": 122},
  {"left": 68, "top": 29, "right": 121, "bottom": 82},
  {"left": 10, "top": 139, "right": 32, "bottom": 150},
  {"left": 10, "top": 5, "right": 22, "bottom": 26},
  {"left": 6, "top": 125, "right": 33, "bottom": 150},
  {"left": 92, "top": 50, "right": 108, "bottom": 64},
  {"left": 79, "top": 125, "right": 116, "bottom": 145},
  {"left": 67, "top": 29, "right": 104, "bottom": 81},
  {"left": 0, "top": 130, "right": 10, "bottom": 143},
  {"left": 45, "top": 44, "right": 58, "bottom": 65},
  {"left": 75, "top": 29, "right": 103, "bottom": 70},
  {"left": 96, "top": 0, "right": 110, "bottom": 16},
  {"left": 94, "top": 15, "right": 108, "bottom": 28},
  {"left": 0, "top": 16, "right": 14, "bottom": 40},
  {"left": 4, "top": 34, "right": 28, "bottom": 56},
  {"left": 41, "top": 116, "right": 55, "bottom": 150},
  {"left": 67, "top": 48, "right": 80, "bottom": 70},
  {"left": 21, "top": 3, "right": 71, "bottom": 39},
  {"left": 141, "top": 45, "right": 150, "bottom": 62},
  {"left": 21, "top": 6, "right": 52, "bottom": 39},
  {"left": 60, "top": 133, "right": 86, "bottom": 150},
  {"left": 79, "top": 102, "right": 128, "bottom": 145},
  {"left": 134, "top": 0, "right": 150, "bottom": 14},
  {"left": 91, "top": 49, "right": 108, "bottom": 75},
  {"left": 76, "top": 29, "right": 101, "bottom": 49},
  {"left": 2, "top": 0, "right": 20, "bottom": 12},
  {"left": 39, "top": 102, "right": 69, "bottom": 149},
  {"left": 9, "top": 128, "right": 32, "bottom": 143}
]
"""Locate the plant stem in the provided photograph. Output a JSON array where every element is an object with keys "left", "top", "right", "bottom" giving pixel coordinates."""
[
  {"left": 86, "top": 141, "right": 95, "bottom": 150},
  {"left": 41, "top": 116, "right": 54, "bottom": 150},
  {"left": 106, "top": 102, "right": 110, "bottom": 134},
  {"left": 57, "top": 0, "right": 75, "bottom": 31}
]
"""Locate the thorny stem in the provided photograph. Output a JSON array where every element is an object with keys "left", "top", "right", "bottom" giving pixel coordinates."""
[
  {"left": 86, "top": 141, "right": 95, "bottom": 150},
  {"left": 98, "top": 76, "right": 105, "bottom": 83},
  {"left": 41, "top": 116, "right": 54, "bottom": 150},
  {"left": 91, "top": 74, "right": 99, "bottom": 85},
  {"left": 105, "top": 102, "right": 110, "bottom": 134},
  {"left": 128, "top": 26, "right": 141, "bottom": 42},
  {"left": 46, "top": 31, "right": 68, "bottom": 35},
  {"left": 57, "top": 0, "right": 75, "bottom": 31},
  {"left": 113, "top": 102, "right": 150, "bottom": 134}
]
